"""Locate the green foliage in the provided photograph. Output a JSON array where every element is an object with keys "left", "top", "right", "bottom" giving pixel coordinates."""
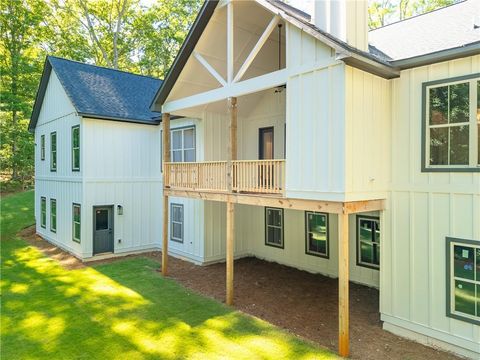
[
  {"left": 369, "top": 0, "right": 458, "bottom": 29},
  {"left": 0, "top": 0, "right": 201, "bottom": 185},
  {"left": 1, "top": 191, "right": 338, "bottom": 360}
]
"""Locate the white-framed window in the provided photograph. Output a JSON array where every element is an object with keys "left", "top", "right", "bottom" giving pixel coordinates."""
[
  {"left": 72, "top": 203, "right": 81, "bottom": 242},
  {"left": 50, "top": 131, "right": 57, "bottom": 171},
  {"left": 72, "top": 125, "right": 80, "bottom": 171},
  {"left": 40, "top": 197, "right": 46, "bottom": 228},
  {"left": 50, "top": 199, "right": 56, "bottom": 233},
  {"left": 170, "top": 203, "right": 184, "bottom": 243},
  {"left": 305, "top": 211, "right": 329, "bottom": 258},
  {"left": 171, "top": 126, "right": 195, "bottom": 162},
  {"left": 446, "top": 237, "right": 480, "bottom": 325},
  {"left": 265, "top": 207, "right": 283, "bottom": 248},
  {"left": 357, "top": 215, "right": 380, "bottom": 269},
  {"left": 40, "top": 134, "right": 45, "bottom": 160},
  {"left": 423, "top": 75, "right": 480, "bottom": 171}
]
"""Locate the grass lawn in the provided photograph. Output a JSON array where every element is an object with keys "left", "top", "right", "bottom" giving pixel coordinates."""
[{"left": 1, "top": 191, "right": 338, "bottom": 360}]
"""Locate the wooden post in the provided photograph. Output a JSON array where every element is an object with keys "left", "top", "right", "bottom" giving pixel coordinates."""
[
  {"left": 338, "top": 210, "right": 350, "bottom": 357},
  {"left": 162, "top": 112, "right": 171, "bottom": 276},
  {"left": 226, "top": 201, "right": 234, "bottom": 305},
  {"left": 227, "top": 97, "right": 237, "bottom": 191}
]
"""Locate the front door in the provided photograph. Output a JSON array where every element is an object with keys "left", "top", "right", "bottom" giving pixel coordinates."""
[
  {"left": 259, "top": 127, "right": 274, "bottom": 160},
  {"left": 93, "top": 206, "right": 114, "bottom": 255}
]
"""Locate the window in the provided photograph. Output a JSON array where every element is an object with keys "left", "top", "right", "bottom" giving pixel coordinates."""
[
  {"left": 305, "top": 212, "right": 329, "bottom": 258},
  {"left": 423, "top": 75, "right": 480, "bottom": 171},
  {"left": 170, "top": 203, "right": 184, "bottom": 243},
  {"left": 50, "top": 132, "right": 57, "bottom": 171},
  {"left": 265, "top": 207, "right": 283, "bottom": 248},
  {"left": 446, "top": 237, "right": 480, "bottom": 325},
  {"left": 72, "top": 203, "right": 81, "bottom": 242},
  {"left": 171, "top": 126, "right": 195, "bottom": 162},
  {"left": 40, "top": 135, "right": 45, "bottom": 160},
  {"left": 357, "top": 216, "right": 380, "bottom": 269},
  {"left": 72, "top": 125, "right": 80, "bottom": 171},
  {"left": 50, "top": 199, "right": 56, "bottom": 233},
  {"left": 40, "top": 197, "right": 46, "bottom": 228}
]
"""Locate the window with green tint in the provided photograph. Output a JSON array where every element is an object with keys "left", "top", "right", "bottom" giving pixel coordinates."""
[
  {"left": 40, "top": 197, "right": 46, "bottom": 228},
  {"left": 40, "top": 135, "right": 45, "bottom": 160},
  {"left": 50, "top": 132, "right": 57, "bottom": 171},
  {"left": 447, "top": 238, "right": 480, "bottom": 325},
  {"left": 72, "top": 126, "right": 80, "bottom": 171},
  {"left": 424, "top": 75, "right": 480, "bottom": 170},
  {"left": 72, "top": 204, "right": 81, "bottom": 242},
  {"left": 305, "top": 212, "right": 328, "bottom": 258},
  {"left": 50, "top": 199, "right": 56, "bottom": 233},
  {"left": 265, "top": 207, "right": 283, "bottom": 248},
  {"left": 357, "top": 216, "right": 380, "bottom": 269}
]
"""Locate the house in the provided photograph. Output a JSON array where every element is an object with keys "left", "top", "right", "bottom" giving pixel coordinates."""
[
  {"left": 150, "top": 0, "right": 479, "bottom": 358},
  {"left": 29, "top": 56, "right": 164, "bottom": 259},
  {"left": 30, "top": 0, "right": 480, "bottom": 358}
]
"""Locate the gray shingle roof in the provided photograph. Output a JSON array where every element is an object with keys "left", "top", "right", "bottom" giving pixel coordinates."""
[
  {"left": 29, "top": 56, "right": 162, "bottom": 131},
  {"left": 368, "top": 0, "right": 480, "bottom": 61}
]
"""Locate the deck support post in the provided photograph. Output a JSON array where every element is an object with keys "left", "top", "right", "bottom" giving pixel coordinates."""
[
  {"left": 227, "top": 97, "right": 237, "bottom": 191},
  {"left": 338, "top": 209, "right": 350, "bottom": 357},
  {"left": 226, "top": 201, "right": 235, "bottom": 305},
  {"left": 162, "top": 112, "right": 171, "bottom": 276}
]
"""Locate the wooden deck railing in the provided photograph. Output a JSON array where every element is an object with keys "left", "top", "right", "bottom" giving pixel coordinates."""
[{"left": 164, "top": 159, "right": 285, "bottom": 195}]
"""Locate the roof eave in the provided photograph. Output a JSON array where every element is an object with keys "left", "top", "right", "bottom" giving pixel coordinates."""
[
  {"left": 391, "top": 41, "right": 480, "bottom": 70},
  {"left": 79, "top": 112, "right": 161, "bottom": 125},
  {"left": 28, "top": 58, "right": 53, "bottom": 132}
]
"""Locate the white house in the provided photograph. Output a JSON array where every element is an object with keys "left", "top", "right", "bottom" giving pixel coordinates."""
[
  {"left": 29, "top": 57, "right": 164, "bottom": 259},
  {"left": 31, "top": 0, "right": 480, "bottom": 358}
]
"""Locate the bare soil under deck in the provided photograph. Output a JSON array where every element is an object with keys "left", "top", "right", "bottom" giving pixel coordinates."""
[{"left": 21, "top": 227, "right": 460, "bottom": 360}]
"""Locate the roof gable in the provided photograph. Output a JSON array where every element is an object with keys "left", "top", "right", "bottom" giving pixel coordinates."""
[{"left": 29, "top": 56, "right": 163, "bottom": 131}]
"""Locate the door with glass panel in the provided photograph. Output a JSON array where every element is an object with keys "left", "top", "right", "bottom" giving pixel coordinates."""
[
  {"left": 93, "top": 206, "right": 114, "bottom": 255},
  {"left": 258, "top": 127, "right": 274, "bottom": 189}
]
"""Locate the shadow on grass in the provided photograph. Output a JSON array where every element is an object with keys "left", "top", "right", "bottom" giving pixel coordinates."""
[{"left": 2, "top": 237, "right": 337, "bottom": 360}]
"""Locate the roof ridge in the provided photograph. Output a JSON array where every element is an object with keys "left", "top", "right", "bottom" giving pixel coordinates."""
[
  {"left": 369, "top": 0, "right": 467, "bottom": 32},
  {"left": 47, "top": 55, "right": 163, "bottom": 82}
]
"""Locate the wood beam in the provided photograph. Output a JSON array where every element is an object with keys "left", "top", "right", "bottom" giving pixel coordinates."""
[
  {"left": 227, "top": 1, "right": 234, "bottom": 83},
  {"left": 162, "top": 68, "right": 288, "bottom": 113},
  {"left": 227, "top": 97, "right": 237, "bottom": 191},
  {"left": 338, "top": 211, "right": 349, "bottom": 357},
  {"left": 226, "top": 201, "right": 235, "bottom": 305},
  {"left": 163, "top": 189, "right": 345, "bottom": 214},
  {"left": 162, "top": 112, "right": 171, "bottom": 275},
  {"left": 233, "top": 16, "right": 280, "bottom": 83},
  {"left": 193, "top": 52, "right": 227, "bottom": 87},
  {"left": 344, "top": 199, "right": 385, "bottom": 214}
]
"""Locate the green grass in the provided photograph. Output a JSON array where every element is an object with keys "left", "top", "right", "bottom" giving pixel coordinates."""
[{"left": 1, "top": 191, "right": 338, "bottom": 360}]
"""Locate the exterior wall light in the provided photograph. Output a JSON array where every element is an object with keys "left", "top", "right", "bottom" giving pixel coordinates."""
[{"left": 117, "top": 205, "right": 123, "bottom": 215}]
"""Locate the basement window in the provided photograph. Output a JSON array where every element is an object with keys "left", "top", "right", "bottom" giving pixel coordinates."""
[
  {"left": 170, "top": 203, "right": 184, "bottom": 243},
  {"left": 40, "top": 135, "right": 45, "bottom": 160},
  {"left": 72, "top": 203, "right": 81, "bottom": 243},
  {"left": 72, "top": 125, "right": 80, "bottom": 171},
  {"left": 423, "top": 75, "right": 480, "bottom": 171},
  {"left": 171, "top": 126, "right": 195, "bottom": 162},
  {"left": 40, "top": 197, "right": 46, "bottom": 228},
  {"left": 265, "top": 207, "right": 283, "bottom": 248},
  {"left": 446, "top": 237, "right": 480, "bottom": 325},
  {"left": 50, "top": 199, "right": 56, "bottom": 233},
  {"left": 357, "top": 216, "right": 380, "bottom": 269},
  {"left": 305, "top": 212, "right": 329, "bottom": 258}
]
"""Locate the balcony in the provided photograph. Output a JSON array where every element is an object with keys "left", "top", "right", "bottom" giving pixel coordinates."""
[{"left": 164, "top": 159, "right": 285, "bottom": 195}]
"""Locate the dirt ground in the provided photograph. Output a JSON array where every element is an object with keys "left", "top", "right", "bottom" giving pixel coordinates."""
[{"left": 20, "top": 227, "right": 461, "bottom": 360}]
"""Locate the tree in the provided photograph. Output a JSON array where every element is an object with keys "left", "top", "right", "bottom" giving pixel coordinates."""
[
  {"left": 0, "top": 0, "right": 47, "bottom": 181},
  {"left": 369, "top": 0, "right": 458, "bottom": 29}
]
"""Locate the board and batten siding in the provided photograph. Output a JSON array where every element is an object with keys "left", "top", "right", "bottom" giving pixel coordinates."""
[
  {"left": 82, "top": 118, "right": 163, "bottom": 258},
  {"left": 285, "top": 24, "right": 346, "bottom": 201},
  {"left": 344, "top": 66, "right": 392, "bottom": 201},
  {"left": 35, "top": 69, "right": 84, "bottom": 258},
  {"left": 381, "top": 55, "right": 480, "bottom": 357}
]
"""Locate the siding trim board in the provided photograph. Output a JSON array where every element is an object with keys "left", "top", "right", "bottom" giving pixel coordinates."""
[
  {"left": 445, "top": 236, "right": 480, "bottom": 326},
  {"left": 421, "top": 73, "right": 480, "bottom": 172}
]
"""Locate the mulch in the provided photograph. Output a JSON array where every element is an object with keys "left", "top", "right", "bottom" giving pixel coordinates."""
[{"left": 19, "top": 226, "right": 461, "bottom": 360}]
